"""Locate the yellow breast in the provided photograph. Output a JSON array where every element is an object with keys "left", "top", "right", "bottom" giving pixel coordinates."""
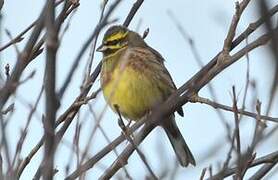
[{"left": 101, "top": 62, "right": 165, "bottom": 121}]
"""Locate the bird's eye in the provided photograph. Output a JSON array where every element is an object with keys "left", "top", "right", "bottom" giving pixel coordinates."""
[
  {"left": 106, "top": 39, "right": 120, "bottom": 46},
  {"left": 117, "top": 42, "right": 121, "bottom": 46}
]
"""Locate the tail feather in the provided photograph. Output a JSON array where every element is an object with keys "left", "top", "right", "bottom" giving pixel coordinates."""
[{"left": 163, "top": 117, "right": 196, "bottom": 167}]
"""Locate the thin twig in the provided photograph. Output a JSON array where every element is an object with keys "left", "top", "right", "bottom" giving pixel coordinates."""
[
  {"left": 0, "top": 0, "right": 65, "bottom": 52},
  {"left": 231, "top": 86, "right": 242, "bottom": 179},
  {"left": 123, "top": 0, "right": 144, "bottom": 27},
  {"left": 57, "top": 0, "right": 121, "bottom": 99},
  {"left": 208, "top": 151, "right": 278, "bottom": 180},
  {"left": 113, "top": 105, "right": 158, "bottom": 180},
  {"left": 188, "top": 95, "right": 278, "bottom": 123}
]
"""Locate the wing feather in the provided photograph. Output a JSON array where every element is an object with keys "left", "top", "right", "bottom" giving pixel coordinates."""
[{"left": 126, "top": 47, "right": 184, "bottom": 116}]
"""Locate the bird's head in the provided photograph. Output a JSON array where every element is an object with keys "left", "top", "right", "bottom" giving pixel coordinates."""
[{"left": 97, "top": 25, "right": 146, "bottom": 56}]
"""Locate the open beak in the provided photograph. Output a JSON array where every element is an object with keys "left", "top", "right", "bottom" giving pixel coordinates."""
[{"left": 96, "top": 44, "right": 107, "bottom": 52}]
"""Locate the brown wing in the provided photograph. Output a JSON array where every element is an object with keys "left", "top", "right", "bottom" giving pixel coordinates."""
[{"left": 128, "top": 46, "right": 184, "bottom": 117}]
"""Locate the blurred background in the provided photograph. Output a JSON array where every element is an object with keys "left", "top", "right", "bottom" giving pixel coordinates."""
[{"left": 1, "top": 0, "right": 278, "bottom": 179}]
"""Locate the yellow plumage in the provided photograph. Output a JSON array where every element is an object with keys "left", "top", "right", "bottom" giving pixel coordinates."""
[{"left": 101, "top": 47, "right": 169, "bottom": 120}]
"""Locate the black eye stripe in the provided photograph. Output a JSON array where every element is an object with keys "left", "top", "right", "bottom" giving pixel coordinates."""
[{"left": 106, "top": 39, "right": 121, "bottom": 46}]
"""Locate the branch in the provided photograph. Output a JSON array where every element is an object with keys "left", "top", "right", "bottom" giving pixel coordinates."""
[
  {"left": 112, "top": 105, "right": 158, "bottom": 180},
  {"left": 249, "top": 162, "right": 278, "bottom": 180},
  {"left": 42, "top": 0, "right": 58, "bottom": 179},
  {"left": 188, "top": 95, "right": 278, "bottom": 123},
  {"left": 123, "top": 0, "right": 144, "bottom": 27},
  {"left": 223, "top": 0, "right": 251, "bottom": 52},
  {"left": 0, "top": 5, "right": 45, "bottom": 110},
  {"left": 208, "top": 151, "right": 278, "bottom": 180},
  {"left": 57, "top": 0, "right": 121, "bottom": 99},
  {"left": 0, "top": 0, "right": 64, "bottom": 52}
]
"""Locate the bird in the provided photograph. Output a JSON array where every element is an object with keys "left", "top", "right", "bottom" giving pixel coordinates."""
[{"left": 97, "top": 25, "right": 195, "bottom": 167}]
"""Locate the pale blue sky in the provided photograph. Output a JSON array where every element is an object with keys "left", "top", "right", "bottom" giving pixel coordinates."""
[{"left": 1, "top": 0, "right": 278, "bottom": 179}]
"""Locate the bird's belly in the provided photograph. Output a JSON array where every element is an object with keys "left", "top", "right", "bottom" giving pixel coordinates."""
[{"left": 102, "top": 67, "right": 165, "bottom": 121}]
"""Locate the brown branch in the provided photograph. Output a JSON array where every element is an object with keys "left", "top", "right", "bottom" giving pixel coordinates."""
[
  {"left": 28, "top": 2, "right": 79, "bottom": 63},
  {"left": 231, "top": 4, "right": 278, "bottom": 48},
  {"left": 86, "top": 104, "right": 132, "bottom": 179},
  {"left": 231, "top": 87, "right": 242, "bottom": 180},
  {"left": 1, "top": 103, "right": 14, "bottom": 115},
  {"left": 15, "top": 3, "right": 79, "bottom": 178},
  {"left": 260, "top": 0, "right": 278, "bottom": 116},
  {"left": 189, "top": 94, "right": 278, "bottom": 123},
  {"left": 0, "top": 0, "right": 64, "bottom": 52},
  {"left": 42, "top": 1, "right": 58, "bottom": 179},
  {"left": 5, "top": 29, "right": 20, "bottom": 55},
  {"left": 0, "top": 0, "right": 3, "bottom": 12},
  {"left": 249, "top": 162, "right": 278, "bottom": 180},
  {"left": 0, "top": 153, "right": 2, "bottom": 179},
  {"left": 16, "top": 137, "right": 44, "bottom": 178},
  {"left": 123, "top": 0, "right": 144, "bottom": 27},
  {"left": 57, "top": 0, "right": 120, "bottom": 99},
  {"left": 111, "top": 105, "right": 158, "bottom": 180},
  {"left": 97, "top": 123, "right": 155, "bottom": 180},
  {"left": 12, "top": 84, "right": 44, "bottom": 170},
  {"left": 0, "top": 1, "right": 77, "bottom": 114},
  {"left": 84, "top": 0, "right": 108, "bottom": 83},
  {"left": 0, "top": 3, "right": 46, "bottom": 110},
  {"left": 207, "top": 151, "right": 278, "bottom": 180},
  {"left": 223, "top": 0, "right": 251, "bottom": 52},
  {"left": 168, "top": 9, "right": 231, "bottom": 138},
  {"left": 0, "top": 114, "right": 11, "bottom": 174},
  {"left": 65, "top": 118, "right": 146, "bottom": 180}
]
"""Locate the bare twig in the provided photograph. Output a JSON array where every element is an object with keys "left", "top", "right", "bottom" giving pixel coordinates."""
[
  {"left": 1, "top": 103, "right": 14, "bottom": 115},
  {"left": 168, "top": 10, "right": 231, "bottom": 138},
  {"left": 188, "top": 95, "right": 278, "bottom": 123},
  {"left": 123, "top": 0, "right": 144, "bottom": 27},
  {"left": 86, "top": 104, "right": 132, "bottom": 179},
  {"left": 84, "top": 0, "right": 108, "bottom": 83},
  {"left": 0, "top": 0, "right": 65, "bottom": 52},
  {"left": 208, "top": 151, "right": 278, "bottom": 180},
  {"left": 5, "top": 29, "right": 20, "bottom": 55},
  {"left": 58, "top": 0, "right": 121, "bottom": 99},
  {"left": 15, "top": 2, "right": 80, "bottom": 177},
  {"left": 97, "top": 122, "right": 155, "bottom": 180},
  {"left": 200, "top": 168, "right": 207, "bottom": 180},
  {"left": 4, "top": 63, "right": 9, "bottom": 80},
  {"left": 12, "top": 84, "right": 44, "bottom": 171},
  {"left": 0, "top": 3, "right": 45, "bottom": 110},
  {"left": 260, "top": 0, "right": 278, "bottom": 116},
  {"left": 231, "top": 86, "right": 242, "bottom": 179},
  {"left": 249, "top": 161, "right": 278, "bottom": 180},
  {"left": 142, "top": 28, "right": 149, "bottom": 39},
  {"left": 223, "top": 0, "right": 251, "bottom": 52},
  {"left": 111, "top": 105, "right": 158, "bottom": 180},
  {"left": 0, "top": 153, "right": 2, "bottom": 179}
]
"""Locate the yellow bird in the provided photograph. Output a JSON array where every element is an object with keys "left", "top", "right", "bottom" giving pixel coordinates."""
[{"left": 97, "top": 25, "right": 195, "bottom": 167}]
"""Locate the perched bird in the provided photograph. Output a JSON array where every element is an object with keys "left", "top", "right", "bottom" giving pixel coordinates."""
[{"left": 97, "top": 25, "right": 195, "bottom": 167}]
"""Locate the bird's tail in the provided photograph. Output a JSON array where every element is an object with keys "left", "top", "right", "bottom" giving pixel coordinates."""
[{"left": 162, "top": 117, "right": 196, "bottom": 167}]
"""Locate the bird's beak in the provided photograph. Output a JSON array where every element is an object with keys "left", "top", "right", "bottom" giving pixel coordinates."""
[{"left": 96, "top": 44, "right": 107, "bottom": 52}]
